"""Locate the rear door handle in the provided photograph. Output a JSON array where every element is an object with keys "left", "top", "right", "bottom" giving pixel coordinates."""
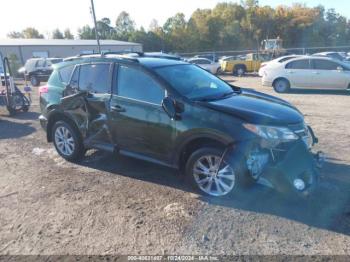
[
  {"left": 312, "top": 71, "right": 320, "bottom": 74},
  {"left": 110, "top": 105, "right": 126, "bottom": 112}
]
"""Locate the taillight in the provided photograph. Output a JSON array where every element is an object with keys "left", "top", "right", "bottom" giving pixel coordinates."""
[
  {"left": 39, "top": 85, "right": 48, "bottom": 96},
  {"left": 260, "top": 63, "right": 267, "bottom": 68}
]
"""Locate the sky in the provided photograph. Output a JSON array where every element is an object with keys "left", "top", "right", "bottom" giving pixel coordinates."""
[{"left": 0, "top": 0, "right": 348, "bottom": 38}]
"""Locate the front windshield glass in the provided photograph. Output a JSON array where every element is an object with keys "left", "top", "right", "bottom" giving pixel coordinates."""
[{"left": 155, "top": 64, "right": 234, "bottom": 100}]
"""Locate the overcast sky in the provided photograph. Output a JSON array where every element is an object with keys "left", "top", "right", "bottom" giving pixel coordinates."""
[{"left": 0, "top": 0, "right": 348, "bottom": 38}]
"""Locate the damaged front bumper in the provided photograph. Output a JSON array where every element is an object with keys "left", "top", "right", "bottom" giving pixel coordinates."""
[
  {"left": 261, "top": 140, "right": 324, "bottom": 196},
  {"left": 225, "top": 126, "right": 324, "bottom": 196}
]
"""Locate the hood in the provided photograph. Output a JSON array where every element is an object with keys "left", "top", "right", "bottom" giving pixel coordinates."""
[{"left": 202, "top": 88, "right": 304, "bottom": 126}]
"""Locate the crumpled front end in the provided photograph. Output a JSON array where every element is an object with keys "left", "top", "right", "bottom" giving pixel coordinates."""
[{"left": 225, "top": 124, "right": 324, "bottom": 196}]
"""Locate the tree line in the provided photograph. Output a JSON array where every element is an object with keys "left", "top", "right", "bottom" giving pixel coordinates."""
[{"left": 7, "top": 0, "right": 350, "bottom": 53}]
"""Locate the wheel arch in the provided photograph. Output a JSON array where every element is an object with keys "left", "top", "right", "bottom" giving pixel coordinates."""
[
  {"left": 176, "top": 133, "right": 233, "bottom": 170},
  {"left": 46, "top": 110, "right": 80, "bottom": 142},
  {"left": 234, "top": 64, "right": 247, "bottom": 71},
  {"left": 272, "top": 77, "right": 290, "bottom": 88}
]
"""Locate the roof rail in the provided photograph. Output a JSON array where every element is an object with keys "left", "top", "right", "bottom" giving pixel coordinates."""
[
  {"left": 63, "top": 53, "right": 100, "bottom": 62},
  {"left": 102, "top": 51, "right": 144, "bottom": 56},
  {"left": 62, "top": 51, "right": 182, "bottom": 63}
]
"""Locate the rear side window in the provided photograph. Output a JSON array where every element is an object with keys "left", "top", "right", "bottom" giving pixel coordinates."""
[
  {"left": 79, "top": 64, "right": 111, "bottom": 93},
  {"left": 58, "top": 65, "right": 74, "bottom": 84},
  {"left": 312, "top": 59, "right": 339, "bottom": 70},
  {"left": 278, "top": 56, "right": 296, "bottom": 63},
  {"left": 50, "top": 59, "right": 63, "bottom": 64},
  {"left": 285, "top": 59, "right": 310, "bottom": 69},
  {"left": 117, "top": 65, "right": 164, "bottom": 104}
]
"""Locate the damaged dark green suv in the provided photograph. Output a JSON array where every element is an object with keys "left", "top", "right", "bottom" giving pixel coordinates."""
[{"left": 39, "top": 53, "right": 323, "bottom": 197}]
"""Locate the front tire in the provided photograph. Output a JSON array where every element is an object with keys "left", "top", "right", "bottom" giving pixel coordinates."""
[
  {"left": 185, "top": 147, "right": 240, "bottom": 197},
  {"left": 30, "top": 76, "right": 40, "bottom": 87},
  {"left": 52, "top": 121, "right": 85, "bottom": 161},
  {"left": 273, "top": 78, "right": 290, "bottom": 93}
]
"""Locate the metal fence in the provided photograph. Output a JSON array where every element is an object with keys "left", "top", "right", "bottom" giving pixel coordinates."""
[{"left": 179, "top": 45, "right": 350, "bottom": 61}]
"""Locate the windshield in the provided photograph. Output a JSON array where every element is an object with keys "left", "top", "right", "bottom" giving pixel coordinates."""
[{"left": 155, "top": 64, "right": 234, "bottom": 100}]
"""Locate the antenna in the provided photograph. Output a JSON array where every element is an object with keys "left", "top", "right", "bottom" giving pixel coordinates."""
[{"left": 90, "top": 0, "right": 101, "bottom": 54}]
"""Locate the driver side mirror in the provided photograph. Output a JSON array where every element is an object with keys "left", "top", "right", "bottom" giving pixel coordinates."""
[
  {"left": 336, "top": 66, "right": 343, "bottom": 71},
  {"left": 162, "top": 97, "right": 182, "bottom": 120}
]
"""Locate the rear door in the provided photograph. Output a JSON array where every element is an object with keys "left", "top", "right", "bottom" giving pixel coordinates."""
[
  {"left": 285, "top": 59, "right": 313, "bottom": 88},
  {"left": 108, "top": 63, "right": 175, "bottom": 162},
  {"left": 311, "top": 59, "right": 348, "bottom": 89},
  {"left": 62, "top": 63, "right": 113, "bottom": 144}
]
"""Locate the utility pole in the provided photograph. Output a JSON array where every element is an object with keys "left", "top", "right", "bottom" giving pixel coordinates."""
[{"left": 90, "top": 0, "right": 101, "bottom": 54}]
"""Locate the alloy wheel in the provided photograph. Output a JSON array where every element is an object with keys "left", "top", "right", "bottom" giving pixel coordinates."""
[
  {"left": 275, "top": 80, "right": 289, "bottom": 93},
  {"left": 54, "top": 126, "right": 75, "bottom": 156},
  {"left": 193, "top": 155, "right": 235, "bottom": 196}
]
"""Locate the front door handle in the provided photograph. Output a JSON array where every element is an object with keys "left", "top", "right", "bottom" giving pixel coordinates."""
[
  {"left": 110, "top": 105, "right": 126, "bottom": 112},
  {"left": 312, "top": 71, "right": 320, "bottom": 74}
]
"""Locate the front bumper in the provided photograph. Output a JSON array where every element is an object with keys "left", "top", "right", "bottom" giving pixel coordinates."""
[
  {"left": 261, "top": 140, "right": 322, "bottom": 196},
  {"left": 262, "top": 78, "right": 273, "bottom": 87},
  {"left": 39, "top": 115, "right": 48, "bottom": 131},
  {"left": 225, "top": 129, "right": 323, "bottom": 196}
]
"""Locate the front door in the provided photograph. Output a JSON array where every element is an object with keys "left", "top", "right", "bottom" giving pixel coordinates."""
[
  {"left": 109, "top": 63, "right": 175, "bottom": 163},
  {"left": 311, "top": 59, "right": 348, "bottom": 89},
  {"left": 285, "top": 59, "right": 313, "bottom": 88}
]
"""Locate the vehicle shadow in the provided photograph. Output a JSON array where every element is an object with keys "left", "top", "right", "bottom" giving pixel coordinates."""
[
  {"left": 202, "top": 160, "right": 350, "bottom": 236},
  {"left": 0, "top": 119, "right": 36, "bottom": 139},
  {"left": 288, "top": 89, "right": 349, "bottom": 96},
  {"left": 78, "top": 151, "right": 350, "bottom": 236},
  {"left": 11, "top": 111, "right": 40, "bottom": 120}
]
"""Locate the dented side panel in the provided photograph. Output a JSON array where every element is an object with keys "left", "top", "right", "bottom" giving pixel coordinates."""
[{"left": 60, "top": 91, "right": 113, "bottom": 145}]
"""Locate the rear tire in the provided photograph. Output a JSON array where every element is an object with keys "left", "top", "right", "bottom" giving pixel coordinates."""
[
  {"left": 52, "top": 120, "right": 85, "bottom": 161},
  {"left": 22, "top": 105, "right": 29, "bottom": 112},
  {"left": 234, "top": 66, "right": 246, "bottom": 77},
  {"left": 273, "top": 78, "right": 290, "bottom": 93},
  {"left": 185, "top": 147, "right": 242, "bottom": 197}
]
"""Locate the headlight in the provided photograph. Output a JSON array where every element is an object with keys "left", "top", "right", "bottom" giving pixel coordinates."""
[{"left": 243, "top": 123, "right": 298, "bottom": 142}]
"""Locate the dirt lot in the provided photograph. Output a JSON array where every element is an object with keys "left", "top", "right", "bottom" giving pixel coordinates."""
[{"left": 0, "top": 76, "right": 350, "bottom": 255}]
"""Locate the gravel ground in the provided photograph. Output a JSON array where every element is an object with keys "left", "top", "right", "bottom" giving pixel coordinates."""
[{"left": 0, "top": 76, "right": 349, "bottom": 255}]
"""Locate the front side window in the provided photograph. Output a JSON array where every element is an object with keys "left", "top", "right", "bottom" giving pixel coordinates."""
[
  {"left": 155, "top": 64, "right": 234, "bottom": 100},
  {"left": 117, "top": 65, "right": 164, "bottom": 104},
  {"left": 79, "top": 63, "right": 111, "bottom": 93},
  {"left": 312, "top": 59, "right": 339, "bottom": 70},
  {"left": 286, "top": 59, "right": 310, "bottom": 69}
]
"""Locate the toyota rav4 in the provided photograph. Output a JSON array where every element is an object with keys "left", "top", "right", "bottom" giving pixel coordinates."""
[{"left": 39, "top": 53, "right": 323, "bottom": 197}]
